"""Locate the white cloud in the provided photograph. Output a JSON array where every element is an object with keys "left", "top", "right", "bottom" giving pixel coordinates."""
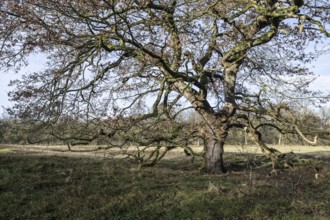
[{"left": 311, "top": 75, "right": 330, "bottom": 91}]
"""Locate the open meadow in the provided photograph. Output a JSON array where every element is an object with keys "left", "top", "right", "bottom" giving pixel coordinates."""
[
  {"left": 2, "top": 0, "right": 330, "bottom": 219},
  {"left": 1, "top": 144, "right": 330, "bottom": 219}
]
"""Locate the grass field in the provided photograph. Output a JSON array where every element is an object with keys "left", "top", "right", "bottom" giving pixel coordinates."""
[{"left": 1, "top": 145, "right": 330, "bottom": 219}]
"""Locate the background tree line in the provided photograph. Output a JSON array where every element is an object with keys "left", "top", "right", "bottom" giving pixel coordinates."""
[{"left": 1, "top": 106, "right": 330, "bottom": 147}]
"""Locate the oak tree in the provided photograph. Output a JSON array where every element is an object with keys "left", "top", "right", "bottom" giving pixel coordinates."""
[{"left": 1, "top": 0, "right": 330, "bottom": 173}]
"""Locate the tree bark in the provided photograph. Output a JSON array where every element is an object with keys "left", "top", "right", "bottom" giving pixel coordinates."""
[
  {"left": 204, "top": 137, "right": 226, "bottom": 173},
  {"left": 200, "top": 115, "right": 230, "bottom": 173}
]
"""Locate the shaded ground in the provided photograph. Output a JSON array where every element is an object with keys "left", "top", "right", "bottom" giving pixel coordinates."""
[{"left": 0, "top": 145, "right": 330, "bottom": 219}]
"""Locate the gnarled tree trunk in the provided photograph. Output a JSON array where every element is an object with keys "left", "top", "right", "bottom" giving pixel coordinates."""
[
  {"left": 201, "top": 115, "right": 231, "bottom": 173},
  {"left": 204, "top": 137, "right": 226, "bottom": 173}
]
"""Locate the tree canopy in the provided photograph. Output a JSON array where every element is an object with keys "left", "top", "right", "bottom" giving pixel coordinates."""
[{"left": 1, "top": 0, "right": 330, "bottom": 173}]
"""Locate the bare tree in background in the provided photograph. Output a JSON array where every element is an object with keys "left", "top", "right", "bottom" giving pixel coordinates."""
[{"left": 1, "top": 0, "right": 330, "bottom": 173}]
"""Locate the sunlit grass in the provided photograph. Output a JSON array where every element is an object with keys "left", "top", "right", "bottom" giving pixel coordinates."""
[{"left": 0, "top": 148, "right": 11, "bottom": 153}]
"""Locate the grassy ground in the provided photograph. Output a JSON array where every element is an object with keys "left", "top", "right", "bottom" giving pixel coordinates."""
[{"left": 1, "top": 146, "right": 330, "bottom": 219}]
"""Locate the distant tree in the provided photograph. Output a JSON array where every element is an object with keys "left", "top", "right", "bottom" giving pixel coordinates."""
[
  {"left": 294, "top": 107, "right": 330, "bottom": 145},
  {"left": 1, "top": 0, "right": 330, "bottom": 173},
  {"left": 0, "top": 118, "right": 6, "bottom": 143}
]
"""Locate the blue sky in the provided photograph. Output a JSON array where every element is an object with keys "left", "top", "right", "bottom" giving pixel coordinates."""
[
  {"left": 309, "top": 54, "right": 330, "bottom": 91},
  {"left": 0, "top": 55, "right": 46, "bottom": 116},
  {"left": 1, "top": 52, "right": 330, "bottom": 116}
]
